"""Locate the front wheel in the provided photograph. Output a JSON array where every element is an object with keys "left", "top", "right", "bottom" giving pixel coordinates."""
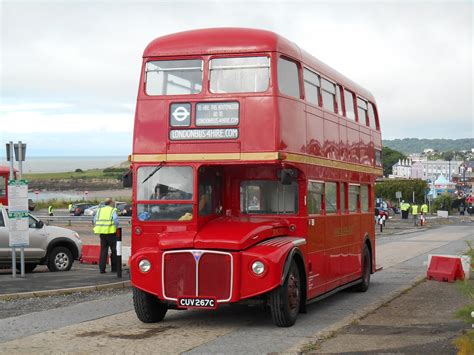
[
  {"left": 133, "top": 287, "right": 168, "bottom": 323},
  {"left": 269, "top": 260, "right": 301, "bottom": 327},
  {"left": 47, "top": 247, "right": 73, "bottom": 272}
]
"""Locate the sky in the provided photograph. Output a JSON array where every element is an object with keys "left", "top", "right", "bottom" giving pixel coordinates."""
[{"left": 1, "top": 0, "right": 473, "bottom": 157}]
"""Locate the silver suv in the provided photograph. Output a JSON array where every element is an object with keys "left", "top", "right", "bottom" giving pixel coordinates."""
[{"left": 0, "top": 206, "right": 83, "bottom": 272}]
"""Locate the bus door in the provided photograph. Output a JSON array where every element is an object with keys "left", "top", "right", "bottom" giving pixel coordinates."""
[{"left": 306, "top": 181, "right": 327, "bottom": 297}]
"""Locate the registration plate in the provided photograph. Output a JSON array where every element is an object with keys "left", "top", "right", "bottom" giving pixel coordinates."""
[{"left": 177, "top": 297, "right": 217, "bottom": 310}]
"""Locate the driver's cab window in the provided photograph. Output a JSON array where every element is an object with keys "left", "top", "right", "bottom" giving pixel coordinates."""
[{"left": 198, "top": 167, "right": 222, "bottom": 216}]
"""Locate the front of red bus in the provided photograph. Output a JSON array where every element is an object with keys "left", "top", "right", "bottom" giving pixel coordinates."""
[{"left": 129, "top": 29, "right": 307, "bottom": 327}]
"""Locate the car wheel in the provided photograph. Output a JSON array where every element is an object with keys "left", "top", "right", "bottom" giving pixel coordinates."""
[
  {"left": 47, "top": 246, "right": 73, "bottom": 272},
  {"left": 269, "top": 259, "right": 301, "bottom": 327},
  {"left": 133, "top": 287, "right": 168, "bottom": 323},
  {"left": 354, "top": 245, "right": 371, "bottom": 292}
]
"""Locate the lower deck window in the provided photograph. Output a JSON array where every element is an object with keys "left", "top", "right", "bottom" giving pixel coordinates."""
[
  {"left": 241, "top": 180, "right": 298, "bottom": 214},
  {"left": 137, "top": 204, "right": 193, "bottom": 221}
]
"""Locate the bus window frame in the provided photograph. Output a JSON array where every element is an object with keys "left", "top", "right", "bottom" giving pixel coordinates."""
[
  {"left": 143, "top": 57, "right": 205, "bottom": 97},
  {"left": 303, "top": 67, "right": 321, "bottom": 107},
  {"left": 307, "top": 179, "right": 324, "bottom": 216},
  {"left": 320, "top": 76, "right": 337, "bottom": 114},
  {"left": 343, "top": 88, "right": 357, "bottom": 122},
  {"left": 277, "top": 55, "right": 303, "bottom": 100},
  {"left": 208, "top": 54, "right": 272, "bottom": 95},
  {"left": 356, "top": 96, "right": 369, "bottom": 127},
  {"left": 348, "top": 183, "right": 361, "bottom": 213}
]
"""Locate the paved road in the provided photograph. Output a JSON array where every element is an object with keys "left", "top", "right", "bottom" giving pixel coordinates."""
[{"left": 0, "top": 225, "right": 472, "bottom": 353}]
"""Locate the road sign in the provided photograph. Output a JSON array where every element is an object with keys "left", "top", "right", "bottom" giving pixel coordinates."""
[
  {"left": 395, "top": 191, "right": 402, "bottom": 199},
  {"left": 8, "top": 179, "right": 29, "bottom": 247}
]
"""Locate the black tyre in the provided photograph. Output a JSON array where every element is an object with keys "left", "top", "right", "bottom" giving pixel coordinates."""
[
  {"left": 133, "top": 287, "right": 168, "bottom": 323},
  {"left": 355, "top": 245, "right": 371, "bottom": 292},
  {"left": 47, "top": 246, "right": 73, "bottom": 272},
  {"left": 269, "top": 260, "right": 301, "bottom": 327}
]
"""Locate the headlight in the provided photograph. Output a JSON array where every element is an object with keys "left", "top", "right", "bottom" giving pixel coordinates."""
[
  {"left": 139, "top": 259, "right": 151, "bottom": 273},
  {"left": 73, "top": 232, "right": 81, "bottom": 240},
  {"left": 251, "top": 261, "right": 265, "bottom": 276}
]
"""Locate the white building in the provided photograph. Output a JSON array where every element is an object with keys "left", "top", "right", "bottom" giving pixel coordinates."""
[{"left": 391, "top": 159, "right": 463, "bottom": 181}]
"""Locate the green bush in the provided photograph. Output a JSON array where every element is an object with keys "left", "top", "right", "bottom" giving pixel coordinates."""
[
  {"left": 375, "top": 179, "right": 428, "bottom": 204},
  {"left": 432, "top": 193, "right": 453, "bottom": 213}
]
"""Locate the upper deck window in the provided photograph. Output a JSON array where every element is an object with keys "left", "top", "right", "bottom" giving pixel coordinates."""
[
  {"left": 357, "top": 97, "right": 368, "bottom": 125},
  {"left": 321, "top": 78, "right": 336, "bottom": 113},
  {"left": 278, "top": 58, "right": 300, "bottom": 99},
  {"left": 209, "top": 56, "right": 270, "bottom": 93},
  {"left": 368, "top": 102, "right": 378, "bottom": 129},
  {"left": 344, "top": 89, "right": 356, "bottom": 120},
  {"left": 145, "top": 59, "right": 203, "bottom": 96},
  {"left": 303, "top": 68, "right": 320, "bottom": 106}
]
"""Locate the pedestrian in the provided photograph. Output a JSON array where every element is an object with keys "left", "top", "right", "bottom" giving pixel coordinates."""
[
  {"left": 400, "top": 200, "right": 410, "bottom": 220},
  {"left": 411, "top": 203, "right": 419, "bottom": 226},
  {"left": 48, "top": 205, "right": 54, "bottom": 216},
  {"left": 420, "top": 203, "right": 428, "bottom": 226},
  {"left": 68, "top": 203, "right": 72, "bottom": 213},
  {"left": 458, "top": 203, "right": 466, "bottom": 216},
  {"left": 93, "top": 198, "right": 118, "bottom": 274}
]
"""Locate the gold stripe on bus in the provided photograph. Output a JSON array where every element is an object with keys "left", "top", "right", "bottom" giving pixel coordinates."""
[
  {"left": 282, "top": 152, "right": 383, "bottom": 175},
  {"left": 130, "top": 152, "right": 279, "bottom": 162},
  {"left": 130, "top": 151, "right": 382, "bottom": 175}
]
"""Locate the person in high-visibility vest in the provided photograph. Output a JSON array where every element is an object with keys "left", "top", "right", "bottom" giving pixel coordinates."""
[
  {"left": 420, "top": 203, "right": 428, "bottom": 226},
  {"left": 400, "top": 201, "right": 410, "bottom": 220},
  {"left": 68, "top": 203, "right": 72, "bottom": 213},
  {"left": 411, "top": 203, "right": 419, "bottom": 226},
  {"left": 48, "top": 205, "right": 54, "bottom": 216},
  {"left": 93, "top": 198, "right": 118, "bottom": 274}
]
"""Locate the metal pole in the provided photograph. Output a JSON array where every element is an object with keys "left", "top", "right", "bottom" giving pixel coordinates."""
[
  {"left": 18, "top": 141, "right": 25, "bottom": 278},
  {"left": 9, "top": 142, "right": 16, "bottom": 277},
  {"left": 116, "top": 227, "right": 122, "bottom": 278}
]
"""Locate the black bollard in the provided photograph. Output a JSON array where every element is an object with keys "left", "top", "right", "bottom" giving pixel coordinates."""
[{"left": 116, "top": 227, "right": 122, "bottom": 278}]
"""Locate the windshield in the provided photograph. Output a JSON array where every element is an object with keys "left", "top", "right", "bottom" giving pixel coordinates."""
[
  {"left": 240, "top": 180, "right": 298, "bottom": 214},
  {"left": 146, "top": 59, "right": 203, "bottom": 95},
  {"left": 137, "top": 166, "right": 194, "bottom": 221},
  {"left": 209, "top": 56, "right": 270, "bottom": 93}
]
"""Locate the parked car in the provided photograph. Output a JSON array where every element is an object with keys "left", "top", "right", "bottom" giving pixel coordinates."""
[
  {"left": 0, "top": 206, "right": 82, "bottom": 272},
  {"left": 116, "top": 203, "right": 132, "bottom": 216},
  {"left": 70, "top": 203, "right": 93, "bottom": 216},
  {"left": 84, "top": 205, "right": 100, "bottom": 216}
]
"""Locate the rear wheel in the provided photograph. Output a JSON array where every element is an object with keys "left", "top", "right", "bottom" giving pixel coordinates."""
[
  {"left": 355, "top": 245, "right": 371, "bottom": 292},
  {"left": 133, "top": 287, "right": 168, "bottom": 323},
  {"left": 269, "top": 260, "right": 301, "bottom": 327}
]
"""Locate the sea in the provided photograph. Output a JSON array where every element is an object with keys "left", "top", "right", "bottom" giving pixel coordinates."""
[{"left": 0, "top": 156, "right": 126, "bottom": 174}]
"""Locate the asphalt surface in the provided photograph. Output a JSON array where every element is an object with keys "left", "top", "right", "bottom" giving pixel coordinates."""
[
  {"left": 0, "top": 263, "right": 130, "bottom": 296},
  {"left": 0, "top": 225, "right": 471, "bottom": 353}
]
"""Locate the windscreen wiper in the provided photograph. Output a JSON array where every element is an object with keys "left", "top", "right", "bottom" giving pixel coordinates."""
[{"left": 142, "top": 161, "right": 165, "bottom": 183}]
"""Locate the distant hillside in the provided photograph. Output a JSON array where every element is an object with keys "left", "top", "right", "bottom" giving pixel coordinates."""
[{"left": 383, "top": 138, "right": 473, "bottom": 154}]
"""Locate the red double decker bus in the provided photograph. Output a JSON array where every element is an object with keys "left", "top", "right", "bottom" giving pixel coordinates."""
[{"left": 129, "top": 28, "right": 382, "bottom": 327}]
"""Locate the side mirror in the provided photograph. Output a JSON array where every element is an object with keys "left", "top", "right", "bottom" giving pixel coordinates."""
[
  {"left": 279, "top": 169, "right": 298, "bottom": 185},
  {"left": 36, "top": 220, "right": 44, "bottom": 229},
  {"left": 123, "top": 170, "right": 133, "bottom": 188}
]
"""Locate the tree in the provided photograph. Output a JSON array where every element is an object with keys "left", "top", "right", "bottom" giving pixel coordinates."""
[
  {"left": 375, "top": 179, "right": 428, "bottom": 204},
  {"left": 382, "top": 146, "right": 406, "bottom": 177}
]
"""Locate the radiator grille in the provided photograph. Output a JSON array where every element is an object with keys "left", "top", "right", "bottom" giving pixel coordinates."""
[{"left": 163, "top": 250, "right": 232, "bottom": 302}]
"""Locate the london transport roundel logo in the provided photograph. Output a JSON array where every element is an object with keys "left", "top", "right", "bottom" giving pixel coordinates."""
[{"left": 172, "top": 106, "right": 190, "bottom": 122}]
